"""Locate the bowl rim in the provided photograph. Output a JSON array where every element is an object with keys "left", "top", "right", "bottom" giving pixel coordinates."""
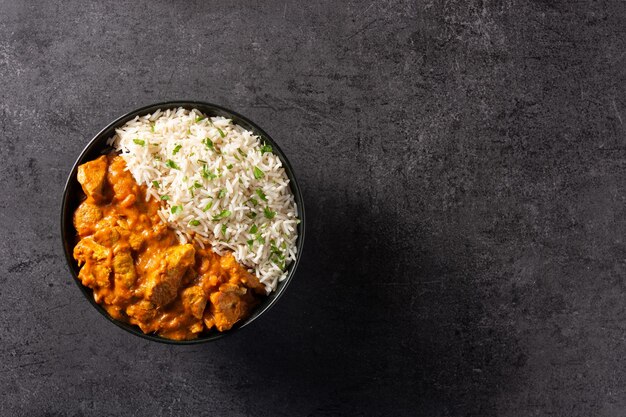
[{"left": 60, "top": 100, "right": 306, "bottom": 344}]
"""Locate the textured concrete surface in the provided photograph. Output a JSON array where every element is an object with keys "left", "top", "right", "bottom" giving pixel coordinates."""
[{"left": 1, "top": 0, "right": 625, "bottom": 416}]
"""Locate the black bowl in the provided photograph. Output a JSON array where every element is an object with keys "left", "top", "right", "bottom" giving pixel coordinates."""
[{"left": 61, "top": 101, "right": 305, "bottom": 344}]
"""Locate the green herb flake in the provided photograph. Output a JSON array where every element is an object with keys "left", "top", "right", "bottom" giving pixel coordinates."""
[
  {"left": 227, "top": 164, "right": 233, "bottom": 170},
  {"left": 197, "top": 159, "right": 207, "bottom": 164},
  {"left": 247, "top": 212, "right": 257, "bottom": 219},
  {"left": 173, "top": 144, "right": 182, "bottom": 155},
  {"left": 248, "top": 198, "right": 258, "bottom": 206},
  {"left": 221, "top": 224, "right": 227, "bottom": 235},
  {"left": 264, "top": 207, "right": 276, "bottom": 219},
  {"left": 201, "top": 164, "right": 217, "bottom": 180},
  {"left": 171, "top": 205, "right": 183, "bottom": 214},
  {"left": 189, "top": 219, "right": 201, "bottom": 226},
  {"left": 152, "top": 181, "right": 160, "bottom": 189},
  {"left": 195, "top": 116, "right": 205, "bottom": 123},
  {"left": 260, "top": 143, "right": 273, "bottom": 154},
  {"left": 253, "top": 166, "right": 264, "bottom": 179},
  {"left": 203, "top": 138, "right": 215, "bottom": 151},
  {"left": 237, "top": 148, "right": 246, "bottom": 157},
  {"left": 150, "top": 122, "right": 155, "bottom": 133},
  {"left": 217, "top": 189, "right": 226, "bottom": 199},
  {"left": 247, "top": 239, "right": 254, "bottom": 249},
  {"left": 193, "top": 181, "right": 202, "bottom": 189},
  {"left": 249, "top": 224, "right": 258, "bottom": 234},
  {"left": 133, "top": 139, "right": 145, "bottom": 146},
  {"left": 271, "top": 243, "right": 282, "bottom": 256},
  {"left": 255, "top": 189, "right": 267, "bottom": 201},
  {"left": 203, "top": 201, "right": 213, "bottom": 212},
  {"left": 165, "top": 159, "right": 180, "bottom": 170},
  {"left": 217, "top": 127, "right": 226, "bottom": 138},
  {"left": 160, "top": 195, "right": 170, "bottom": 201},
  {"left": 212, "top": 210, "right": 231, "bottom": 221}
]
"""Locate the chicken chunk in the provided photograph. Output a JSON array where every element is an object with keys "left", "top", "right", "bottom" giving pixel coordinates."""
[
  {"left": 73, "top": 202, "right": 103, "bottom": 236},
  {"left": 93, "top": 227, "right": 121, "bottom": 247},
  {"left": 74, "top": 237, "right": 112, "bottom": 288},
  {"left": 73, "top": 237, "right": 110, "bottom": 265},
  {"left": 181, "top": 286, "right": 208, "bottom": 319},
  {"left": 205, "top": 283, "right": 253, "bottom": 331},
  {"left": 77, "top": 155, "right": 108, "bottom": 202},
  {"left": 78, "top": 262, "right": 111, "bottom": 288},
  {"left": 144, "top": 244, "right": 195, "bottom": 307},
  {"left": 112, "top": 249, "right": 137, "bottom": 288},
  {"left": 126, "top": 300, "right": 157, "bottom": 333},
  {"left": 219, "top": 252, "right": 266, "bottom": 294},
  {"left": 164, "top": 244, "right": 196, "bottom": 280}
]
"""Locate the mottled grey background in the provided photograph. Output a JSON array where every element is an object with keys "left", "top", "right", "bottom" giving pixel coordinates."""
[{"left": 1, "top": 0, "right": 625, "bottom": 416}]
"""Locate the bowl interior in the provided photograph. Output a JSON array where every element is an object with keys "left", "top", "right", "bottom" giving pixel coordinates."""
[{"left": 61, "top": 101, "right": 305, "bottom": 344}]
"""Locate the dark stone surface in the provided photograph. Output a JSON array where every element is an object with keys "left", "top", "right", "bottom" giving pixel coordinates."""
[{"left": 1, "top": 0, "right": 625, "bottom": 415}]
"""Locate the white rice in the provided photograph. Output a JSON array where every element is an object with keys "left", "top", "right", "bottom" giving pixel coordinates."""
[{"left": 107, "top": 107, "right": 299, "bottom": 293}]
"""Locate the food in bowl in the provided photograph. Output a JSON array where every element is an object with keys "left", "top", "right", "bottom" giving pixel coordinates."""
[{"left": 72, "top": 108, "right": 299, "bottom": 340}]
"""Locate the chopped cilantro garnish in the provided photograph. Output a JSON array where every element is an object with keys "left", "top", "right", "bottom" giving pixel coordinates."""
[
  {"left": 171, "top": 205, "right": 183, "bottom": 214},
  {"left": 263, "top": 207, "right": 276, "bottom": 219},
  {"left": 255, "top": 189, "right": 267, "bottom": 201},
  {"left": 217, "top": 189, "right": 226, "bottom": 198},
  {"left": 152, "top": 181, "right": 160, "bottom": 189},
  {"left": 203, "top": 138, "right": 215, "bottom": 151},
  {"left": 237, "top": 148, "right": 246, "bottom": 157},
  {"left": 201, "top": 164, "right": 217, "bottom": 180},
  {"left": 227, "top": 164, "right": 233, "bottom": 170},
  {"left": 216, "top": 127, "right": 226, "bottom": 138},
  {"left": 253, "top": 166, "right": 264, "bottom": 179},
  {"left": 203, "top": 201, "right": 213, "bottom": 211},
  {"left": 249, "top": 224, "right": 258, "bottom": 234},
  {"left": 195, "top": 116, "right": 205, "bottom": 123},
  {"left": 248, "top": 198, "right": 258, "bottom": 206},
  {"left": 173, "top": 144, "right": 182, "bottom": 154},
  {"left": 133, "top": 139, "right": 145, "bottom": 146},
  {"left": 247, "top": 239, "right": 254, "bottom": 249},
  {"left": 160, "top": 195, "right": 170, "bottom": 201},
  {"left": 221, "top": 224, "right": 227, "bottom": 235},
  {"left": 270, "top": 243, "right": 282, "bottom": 256},
  {"left": 189, "top": 219, "right": 201, "bottom": 226},
  {"left": 247, "top": 212, "right": 257, "bottom": 219},
  {"left": 165, "top": 159, "right": 180, "bottom": 170},
  {"left": 193, "top": 181, "right": 202, "bottom": 189},
  {"left": 212, "top": 210, "right": 231, "bottom": 221},
  {"left": 260, "top": 143, "right": 272, "bottom": 154}
]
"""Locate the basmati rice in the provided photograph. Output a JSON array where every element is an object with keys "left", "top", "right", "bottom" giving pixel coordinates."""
[{"left": 108, "top": 107, "right": 299, "bottom": 293}]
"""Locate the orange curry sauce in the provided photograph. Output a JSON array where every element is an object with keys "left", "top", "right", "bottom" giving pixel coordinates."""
[{"left": 72, "top": 153, "right": 265, "bottom": 340}]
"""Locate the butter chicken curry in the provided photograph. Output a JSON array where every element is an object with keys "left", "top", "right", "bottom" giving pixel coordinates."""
[{"left": 72, "top": 154, "right": 266, "bottom": 340}]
